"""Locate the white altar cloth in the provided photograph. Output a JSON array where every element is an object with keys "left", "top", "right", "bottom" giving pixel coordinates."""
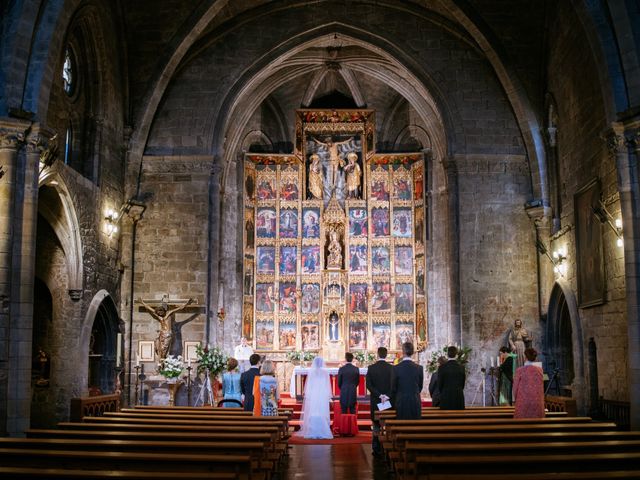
[{"left": 289, "top": 366, "right": 368, "bottom": 396}]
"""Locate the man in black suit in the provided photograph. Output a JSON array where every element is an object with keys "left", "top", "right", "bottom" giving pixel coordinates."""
[
  {"left": 240, "top": 353, "right": 261, "bottom": 411},
  {"left": 337, "top": 352, "right": 359, "bottom": 414},
  {"left": 392, "top": 342, "right": 423, "bottom": 420},
  {"left": 366, "top": 347, "right": 394, "bottom": 457},
  {"left": 437, "top": 345, "right": 466, "bottom": 409}
]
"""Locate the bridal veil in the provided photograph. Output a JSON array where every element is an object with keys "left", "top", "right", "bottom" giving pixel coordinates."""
[{"left": 298, "top": 356, "right": 333, "bottom": 439}]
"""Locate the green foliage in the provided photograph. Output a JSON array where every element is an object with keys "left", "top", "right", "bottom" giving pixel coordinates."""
[
  {"left": 158, "top": 355, "right": 184, "bottom": 379},
  {"left": 426, "top": 345, "right": 472, "bottom": 373},
  {"left": 286, "top": 350, "right": 317, "bottom": 362},
  {"left": 353, "top": 351, "right": 376, "bottom": 364},
  {"left": 195, "top": 344, "right": 228, "bottom": 377}
]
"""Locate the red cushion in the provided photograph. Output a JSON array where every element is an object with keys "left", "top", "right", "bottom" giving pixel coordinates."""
[{"left": 332, "top": 401, "right": 359, "bottom": 436}]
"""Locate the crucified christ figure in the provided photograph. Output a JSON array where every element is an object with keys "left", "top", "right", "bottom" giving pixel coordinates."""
[
  {"left": 312, "top": 136, "right": 353, "bottom": 194},
  {"left": 138, "top": 297, "right": 194, "bottom": 359}
]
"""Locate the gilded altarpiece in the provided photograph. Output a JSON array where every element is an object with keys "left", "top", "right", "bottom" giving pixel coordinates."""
[{"left": 243, "top": 110, "right": 427, "bottom": 359}]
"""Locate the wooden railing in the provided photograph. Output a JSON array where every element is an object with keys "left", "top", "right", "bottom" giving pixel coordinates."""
[
  {"left": 70, "top": 393, "right": 120, "bottom": 421},
  {"left": 544, "top": 395, "right": 577, "bottom": 416},
  {"left": 599, "top": 397, "right": 630, "bottom": 430}
]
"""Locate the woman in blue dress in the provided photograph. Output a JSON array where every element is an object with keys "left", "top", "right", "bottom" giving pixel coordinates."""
[{"left": 221, "top": 357, "right": 242, "bottom": 407}]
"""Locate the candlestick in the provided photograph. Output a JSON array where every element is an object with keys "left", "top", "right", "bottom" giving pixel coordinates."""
[
  {"left": 186, "top": 365, "right": 193, "bottom": 406},
  {"left": 133, "top": 365, "right": 141, "bottom": 406},
  {"left": 490, "top": 357, "right": 494, "bottom": 368}
]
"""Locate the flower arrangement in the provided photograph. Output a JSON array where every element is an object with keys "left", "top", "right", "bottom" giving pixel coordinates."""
[
  {"left": 158, "top": 354, "right": 184, "bottom": 379},
  {"left": 217, "top": 307, "right": 225, "bottom": 321},
  {"left": 195, "top": 344, "right": 228, "bottom": 377},
  {"left": 286, "top": 350, "right": 316, "bottom": 363},
  {"left": 426, "top": 345, "right": 472, "bottom": 373},
  {"left": 353, "top": 351, "right": 376, "bottom": 365}
]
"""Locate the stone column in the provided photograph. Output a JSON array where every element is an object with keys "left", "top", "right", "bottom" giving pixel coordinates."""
[
  {"left": 6, "top": 127, "right": 52, "bottom": 435},
  {"left": 0, "top": 119, "right": 29, "bottom": 435},
  {"left": 207, "top": 161, "right": 224, "bottom": 347},
  {"left": 610, "top": 121, "right": 640, "bottom": 430},
  {"left": 442, "top": 157, "right": 461, "bottom": 346}
]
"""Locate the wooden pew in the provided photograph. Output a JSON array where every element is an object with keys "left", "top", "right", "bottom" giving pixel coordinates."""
[
  {"left": 0, "top": 449, "right": 253, "bottom": 479},
  {"left": 0, "top": 468, "right": 236, "bottom": 480},
  {"left": 426, "top": 471, "right": 640, "bottom": 480}
]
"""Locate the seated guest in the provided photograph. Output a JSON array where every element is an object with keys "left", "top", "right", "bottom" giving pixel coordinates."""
[
  {"left": 498, "top": 346, "right": 516, "bottom": 405},
  {"left": 253, "top": 359, "right": 279, "bottom": 416},
  {"left": 513, "top": 347, "right": 544, "bottom": 418},
  {"left": 221, "top": 357, "right": 242, "bottom": 407},
  {"left": 428, "top": 356, "right": 447, "bottom": 407}
]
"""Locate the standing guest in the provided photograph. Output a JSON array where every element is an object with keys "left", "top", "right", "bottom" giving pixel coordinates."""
[
  {"left": 392, "top": 342, "right": 424, "bottom": 420},
  {"left": 338, "top": 352, "right": 360, "bottom": 414},
  {"left": 428, "top": 356, "right": 447, "bottom": 407},
  {"left": 498, "top": 346, "right": 516, "bottom": 405},
  {"left": 513, "top": 348, "right": 545, "bottom": 418},
  {"left": 366, "top": 347, "right": 394, "bottom": 457},
  {"left": 253, "top": 359, "right": 279, "bottom": 416},
  {"left": 437, "top": 346, "right": 466, "bottom": 409},
  {"left": 234, "top": 337, "right": 254, "bottom": 373},
  {"left": 240, "top": 353, "right": 261, "bottom": 411},
  {"left": 221, "top": 357, "right": 242, "bottom": 407}
]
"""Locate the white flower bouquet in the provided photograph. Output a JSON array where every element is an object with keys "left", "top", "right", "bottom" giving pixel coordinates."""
[
  {"left": 158, "top": 354, "right": 184, "bottom": 379},
  {"left": 195, "top": 344, "right": 228, "bottom": 377}
]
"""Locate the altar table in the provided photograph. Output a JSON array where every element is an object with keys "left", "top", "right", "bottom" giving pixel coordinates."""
[{"left": 290, "top": 366, "right": 368, "bottom": 399}]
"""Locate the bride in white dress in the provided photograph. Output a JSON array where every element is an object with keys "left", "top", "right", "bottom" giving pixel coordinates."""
[{"left": 297, "top": 356, "right": 333, "bottom": 439}]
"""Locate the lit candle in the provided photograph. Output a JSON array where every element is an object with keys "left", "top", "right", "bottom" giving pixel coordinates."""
[
  {"left": 188, "top": 358, "right": 191, "bottom": 368},
  {"left": 136, "top": 355, "right": 140, "bottom": 367},
  {"left": 490, "top": 357, "right": 494, "bottom": 368},
  {"left": 497, "top": 355, "right": 500, "bottom": 366}
]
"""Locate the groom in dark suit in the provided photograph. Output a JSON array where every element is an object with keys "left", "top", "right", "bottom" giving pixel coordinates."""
[
  {"left": 240, "top": 353, "right": 261, "bottom": 411},
  {"left": 437, "top": 345, "right": 466, "bottom": 409},
  {"left": 392, "top": 342, "right": 424, "bottom": 419},
  {"left": 337, "top": 352, "right": 359, "bottom": 414},
  {"left": 366, "top": 347, "right": 394, "bottom": 457}
]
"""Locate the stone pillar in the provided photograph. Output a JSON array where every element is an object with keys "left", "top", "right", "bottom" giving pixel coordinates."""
[
  {"left": 442, "top": 157, "right": 461, "bottom": 346},
  {"left": 0, "top": 119, "right": 29, "bottom": 435},
  {"left": 208, "top": 161, "right": 224, "bottom": 348},
  {"left": 5, "top": 125, "right": 51, "bottom": 435},
  {"left": 609, "top": 121, "right": 640, "bottom": 430}
]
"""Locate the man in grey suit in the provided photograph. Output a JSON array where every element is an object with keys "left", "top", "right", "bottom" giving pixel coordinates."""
[
  {"left": 437, "top": 345, "right": 466, "bottom": 409},
  {"left": 337, "top": 352, "right": 359, "bottom": 414},
  {"left": 366, "top": 347, "right": 394, "bottom": 457},
  {"left": 392, "top": 342, "right": 424, "bottom": 420}
]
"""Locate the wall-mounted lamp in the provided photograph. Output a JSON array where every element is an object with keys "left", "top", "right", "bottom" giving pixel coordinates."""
[
  {"left": 104, "top": 207, "right": 119, "bottom": 237},
  {"left": 536, "top": 240, "right": 568, "bottom": 276},
  {"left": 592, "top": 201, "right": 623, "bottom": 248}
]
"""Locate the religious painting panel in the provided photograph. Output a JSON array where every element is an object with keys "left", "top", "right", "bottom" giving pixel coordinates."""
[
  {"left": 349, "top": 245, "right": 368, "bottom": 274},
  {"left": 256, "top": 320, "right": 274, "bottom": 350},
  {"left": 279, "top": 246, "right": 297, "bottom": 275},
  {"left": 415, "top": 256, "right": 425, "bottom": 297},
  {"left": 255, "top": 283, "right": 275, "bottom": 313},
  {"left": 244, "top": 211, "right": 255, "bottom": 250},
  {"left": 416, "top": 303, "right": 427, "bottom": 344},
  {"left": 242, "top": 304, "right": 253, "bottom": 340},
  {"left": 413, "top": 165, "right": 424, "bottom": 200},
  {"left": 301, "top": 246, "right": 321, "bottom": 274},
  {"left": 371, "top": 282, "right": 392, "bottom": 313},
  {"left": 349, "top": 283, "right": 368, "bottom": 314},
  {"left": 371, "top": 246, "right": 390, "bottom": 274},
  {"left": 279, "top": 207, "right": 299, "bottom": 239},
  {"left": 280, "top": 178, "right": 299, "bottom": 201},
  {"left": 392, "top": 176, "right": 412, "bottom": 201},
  {"left": 301, "top": 283, "right": 321, "bottom": 314},
  {"left": 349, "top": 207, "right": 368, "bottom": 237},
  {"left": 279, "top": 322, "right": 297, "bottom": 350},
  {"left": 256, "top": 207, "right": 277, "bottom": 238},
  {"left": 392, "top": 208, "right": 412, "bottom": 238},
  {"left": 395, "top": 320, "right": 414, "bottom": 350},
  {"left": 256, "top": 246, "right": 275, "bottom": 275},
  {"left": 414, "top": 206, "right": 424, "bottom": 248},
  {"left": 371, "top": 207, "right": 390, "bottom": 237},
  {"left": 302, "top": 207, "right": 321, "bottom": 239},
  {"left": 574, "top": 178, "right": 605, "bottom": 307},
  {"left": 349, "top": 321, "right": 368, "bottom": 350},
  {"left": 394, "top": 246, "right": 413, "bottom": 276},
  {"left": 301, "top": 322, "right": 320, "bottom": 350},
  {"left": 256, "top": 177, "right": 276, "bottom": 201},
  {"left": 243, "top": 259, "right": 254, "bottom": 297},
  {"left": 278, "top": 282, "right": 297, "bottom": 314},
  {"left": 372, "top": 322, "right": 391, "bottom": 349},
  {"left": 370, "top": 175, "right": 390, "bottom": 201},
  {"left": 244, "top": 164, "right": 256, "bottom": 202},
  {"left": 395, "top": 283, "right": 414, "bottom": 314}
]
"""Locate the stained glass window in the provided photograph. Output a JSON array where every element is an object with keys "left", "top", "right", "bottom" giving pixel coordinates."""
[{"left": 62, "top": 47, "right": 75, "bottom": 95}]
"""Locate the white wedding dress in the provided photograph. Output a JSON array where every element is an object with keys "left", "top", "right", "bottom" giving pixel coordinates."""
[{"left": 297, "top": 357, "right": 333, "bottom": 439}]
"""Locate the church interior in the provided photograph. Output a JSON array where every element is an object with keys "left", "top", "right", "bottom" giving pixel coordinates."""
[{"left": 1, "top": 0, "right": 640, "bottom": 477}]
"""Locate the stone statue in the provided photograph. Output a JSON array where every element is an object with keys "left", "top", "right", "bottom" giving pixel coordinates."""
[
  {"left": 308, "top": 153, "right": 323, "bottom": 199},
  {"left": 508, "top": 318, "right": 531, "bottom": 367},
  {"left": 312, "top": 136, "right": 353, "bottom": 194},
  {"left": 328, "top": 311, "right": 340, "bottom": 341},
  {"left": 139, "top": 297, "right": 194, "bottom": 360},
  {"left": 327, "top": 227, "right": 343, "bottom": 269},
  {"left": 344, "top": 151, "right": 361, "bottom": 199}
]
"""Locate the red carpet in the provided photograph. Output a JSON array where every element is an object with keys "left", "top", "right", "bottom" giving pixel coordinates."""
[{"left": 289, "top": 431, "right": 372, "bottom": 445}]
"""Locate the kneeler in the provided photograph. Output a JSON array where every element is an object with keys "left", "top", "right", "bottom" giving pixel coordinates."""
[{"left": 332, "top": 401, "right": 359, "bottom": 437}]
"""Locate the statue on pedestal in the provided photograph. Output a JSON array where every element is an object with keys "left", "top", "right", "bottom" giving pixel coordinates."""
[
  {"left": 327, "top": 227, "right": 343, "bottom": 269},
  {"left": 308, "top": 153, "right": 323, "bottom": 200},
  {"left": 139, "top": 297, "right": 195, "bottom": 360},
  {"left": 344, "top": 151, "right": 361, "bottom": 199}
]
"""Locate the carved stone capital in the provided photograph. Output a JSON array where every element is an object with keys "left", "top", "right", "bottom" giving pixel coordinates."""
[
  {"left": 68, "top": 289, "right": 83, "bottom": 301},
  {"left": 625, "top": 129, "right": 640, "bottom": 153},
  {"left": 605, "top": 131, "right": 625, "bottom": 158},
  {"left": 0, "top": 129, "right": 26, "bottom": 150}
]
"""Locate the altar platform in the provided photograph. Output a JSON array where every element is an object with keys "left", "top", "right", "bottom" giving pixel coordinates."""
[{"left": 289, "top": 366, "right": 368, "bottom": 400}]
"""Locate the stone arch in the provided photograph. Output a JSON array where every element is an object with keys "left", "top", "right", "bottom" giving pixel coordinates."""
[
  {"left": 546, "top": 280, "right": 586, "bottom": 411},
  {"left": 240, "top": 130, "right": 274, "bottom": 152},
  {"left": 37, "top": 171, "right": 83, "bottom": 297},
  {"left": 80, "top": 290, "right": 121, "bottom": 394}
]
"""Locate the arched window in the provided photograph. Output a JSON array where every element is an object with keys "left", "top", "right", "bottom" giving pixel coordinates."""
[
  {"left": 62, "top": 47, "right": 76, "bottom": 96},
  {"left": 64, "top": 126, "right": 73, "bottom": 165}
]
